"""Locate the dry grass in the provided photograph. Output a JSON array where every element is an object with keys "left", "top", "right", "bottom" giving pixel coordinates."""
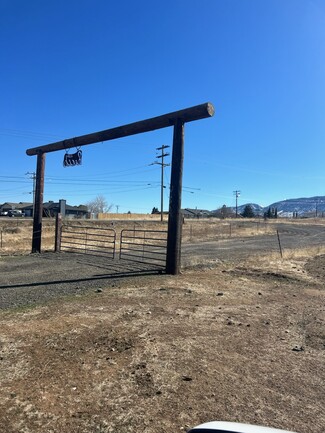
[
  {"left": 0, "top": 218, "right": 324, "bottom": 432},
  {"left": 0, "top": 254, "right": 324, "bottom": 433},
  {"left": 0, "top": 219, "right": 55, "bottom": 254},
  {"left": 281, "top": 245, "right": 325, "bottom": 260},
  {"left": 1, "top": 216, "right": 325, "bottom": 257},
  {"left": 0, "top": 217, "right": 275, "bottom": 255},
  {"left": 98, "top": 212, "right": 163, "bottom": 221},
  {"left": 181, "top": 218, "right": 275, "bottom": 242}
]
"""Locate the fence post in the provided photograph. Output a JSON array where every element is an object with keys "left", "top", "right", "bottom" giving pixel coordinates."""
[
  {"left": 54, "top": 213, "right": 62, "bottom": 252},
  {"left": 276, "top": 230, "right": 283, "bottom": 258}
]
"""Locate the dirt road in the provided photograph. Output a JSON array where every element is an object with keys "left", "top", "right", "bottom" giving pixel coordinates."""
[{"left": 182, "top": 223, "right": 325, "bottom": 264}]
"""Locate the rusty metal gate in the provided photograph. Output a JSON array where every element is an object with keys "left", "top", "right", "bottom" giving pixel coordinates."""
[
  {"left": 60, "top": 224, "right": 168, "bottom": 271},
  {"left": 60, "top": 224, "right": 116, "bottom": 258},
  {"left": 120, "top": 229, "right": 167, "bottom": 269}
]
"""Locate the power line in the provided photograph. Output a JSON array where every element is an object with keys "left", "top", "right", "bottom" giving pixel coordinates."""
[
  {"left": 0, "top": 128, "right": 64, "bottom": 141},
  {"left": 57, "top": 185, "right": 155, "bottom": 197},
  {"left": 47, "top": 164, "right": 157, "bottom": 180}
]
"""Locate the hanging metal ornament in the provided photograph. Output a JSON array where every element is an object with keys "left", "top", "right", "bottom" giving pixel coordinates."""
[{"left": 63, "top": 148, "right": 82, "bottom": 167}]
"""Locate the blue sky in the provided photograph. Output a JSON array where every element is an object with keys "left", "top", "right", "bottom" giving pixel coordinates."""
[{"left": 1, "top": 0, "right": 325, "bottom": 213}]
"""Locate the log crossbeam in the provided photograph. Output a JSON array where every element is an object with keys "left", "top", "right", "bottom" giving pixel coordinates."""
[{"left": 26, "top": 103, "right": 214, "bottom": 156}]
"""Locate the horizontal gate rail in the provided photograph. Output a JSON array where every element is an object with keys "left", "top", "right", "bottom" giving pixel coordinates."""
[
  {"left": 120, "top": 229, "right": 167, "bottom": 268},
  {"left": 60, "top": 224, "right": 116, "bottom": 258}
]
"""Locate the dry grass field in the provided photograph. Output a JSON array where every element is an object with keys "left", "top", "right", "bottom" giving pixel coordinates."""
[
  {"left": 0, "top": 217, "right": 282, "bottom": 255},
  {"left": 1, "top": 216, "right": 325, "bottom": 255},
  {"left": 0, "top": 217, "right": 324, "bottom": 433},
  {"left": 0, "top": 219, "right": 55, "bottom": 255}
]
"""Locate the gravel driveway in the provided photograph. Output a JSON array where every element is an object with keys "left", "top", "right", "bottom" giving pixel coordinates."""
[{"left": 0, "top": 253, "right": 162, "bottom": 309}]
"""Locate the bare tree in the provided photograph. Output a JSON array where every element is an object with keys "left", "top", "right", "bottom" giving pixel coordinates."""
[{"left": 86, "top": 195, "right": 113, "bottom": 213}]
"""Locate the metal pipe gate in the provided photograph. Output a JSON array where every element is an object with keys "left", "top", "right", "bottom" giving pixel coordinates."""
[
  {"left": 119, "top": 229, "right": 168, "bottom": 269},
  {"left": 59, "top": 224, "right": 168, "bottom": 271},
  {"left": 60, "top": 224, "right": 116, "bottom": 258}
]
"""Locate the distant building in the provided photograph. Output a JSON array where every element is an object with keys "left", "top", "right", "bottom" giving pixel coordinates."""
[
  {"left": 0, "top": 199, "right": 88, "bottom": 219},
  {"left": 0, "top": 202, "right": 32, "bottom": 216},
  {"left": 43, "top": 200, "right": 88, "bottom": 219},
  {"left": 182, "top": 208, "right": 211, "bottom": 219}
]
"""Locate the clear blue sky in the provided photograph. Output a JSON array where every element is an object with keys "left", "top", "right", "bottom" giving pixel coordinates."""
[{"left": 1, "top": 0, "right": 325, "bottom": 213}]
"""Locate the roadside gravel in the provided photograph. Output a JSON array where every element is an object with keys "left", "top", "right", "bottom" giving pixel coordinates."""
[{"left": 0, "top": 252, "right": 161, "bottom": 310}]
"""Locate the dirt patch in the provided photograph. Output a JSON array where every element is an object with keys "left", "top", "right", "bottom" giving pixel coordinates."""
[
  {"left": 0, "top": 253, "right": 324, "bottom": 433},
  {"left": 305, "top": 253, "right": 325, "bottom": 281}
]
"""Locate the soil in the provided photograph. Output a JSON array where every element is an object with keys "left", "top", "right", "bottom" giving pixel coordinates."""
[{"left": 0, "top": 251, "right": 324, "bottom": 433}]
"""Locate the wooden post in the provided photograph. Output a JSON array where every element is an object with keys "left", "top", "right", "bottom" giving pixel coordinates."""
[
  {"left": 166, "top": 119, "right": 184, "bottom": 275},
  {"left": 32, "top": 151, "right": 45, "bottom": 253},
  {"left": 55, "top": 213, "right": 62, "bottom": 252},
  {"left": 276, "top": 229, "right": 283, "bottom": 258}
]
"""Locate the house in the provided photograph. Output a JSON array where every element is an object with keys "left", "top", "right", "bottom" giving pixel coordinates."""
[
  {"left": 182, "top": 208, "right": 211, "bottom": 219},
  {"left": 42, "top": 200, "right": 88, "bottom": 219},
  {"left": 0, "top": 202, "right": 32, "bottom": 215},
  {"left": 0, "top": 200, "right": 88, "bottom": 219}
]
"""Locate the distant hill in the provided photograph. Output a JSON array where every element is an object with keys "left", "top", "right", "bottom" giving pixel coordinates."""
[
  {"left": 232, "top": 196, "right": 325, "bottom": 217},
  {"left": 263, "top": 196, "right": 325, "bottom": 217},
  {"left": 235, "top": 203, "right": 264, "bottom": 215}
]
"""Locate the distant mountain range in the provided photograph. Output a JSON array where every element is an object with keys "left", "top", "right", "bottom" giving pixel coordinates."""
[{"left": 234, "top": 196, "right": 325, "bottom": 217}]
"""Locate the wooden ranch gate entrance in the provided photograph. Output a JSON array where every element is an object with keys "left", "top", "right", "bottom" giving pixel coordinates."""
[{"left": 26, "top": 102, "right": 214, "bottom": 275}]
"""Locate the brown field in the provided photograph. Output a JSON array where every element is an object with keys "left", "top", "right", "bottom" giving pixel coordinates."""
[
  {"left": 98, "top": 212, "right": 163, "bottom": 221},
  {"left": 1, "top": 216, "right": 325, "bottom": 255},
  {"left": 0, "top": 216, "right": 286, "bottom": 255},
  {"left": 0, "top": 217, "right": 324, "bottom": 433}
]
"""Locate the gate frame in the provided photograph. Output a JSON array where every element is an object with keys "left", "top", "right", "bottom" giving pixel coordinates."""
[
  {"left": 59, "top": 221, "right": 117, "bottom": 259},
  {"left": 120, "top": 228, "right": 168, "bottom": 268},
  {"left": 26, "top": 102, "right": 215, "bottom": 275}
]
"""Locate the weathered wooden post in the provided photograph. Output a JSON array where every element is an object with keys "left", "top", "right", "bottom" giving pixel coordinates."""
[
  {"left": 55, "top": 213, "right": 62, "bottom": 252},
  {"left": 31, "top": 151, "right": 45, "bottom": 253},
  {"left": 166, "top": 119, "right": 185, "bottom": 275}
]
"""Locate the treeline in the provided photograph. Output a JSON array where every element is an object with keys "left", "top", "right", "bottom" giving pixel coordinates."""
[{"left": 214, "top": 204, "right": 278, "bottom": 219}]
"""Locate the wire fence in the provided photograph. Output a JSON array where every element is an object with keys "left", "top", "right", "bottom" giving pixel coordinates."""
[
  {"left": 182, "top": 219, "right": 274, "bottom": 243},
  {"left": 1, "top": 218, "right": 325, "bottom": 261}
]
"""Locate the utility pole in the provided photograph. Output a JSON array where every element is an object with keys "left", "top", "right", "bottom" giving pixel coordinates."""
[
  {"left": 116, "top": 205, "right": 119, "bottom": 214},
  {"left": 151, "top": 145, "right": 170, "bottom": 221},
  {"left": 233, "top": 190, "right": 241, "bottom": 218},
  {"left": 26, "top": 171, "right": 36, "bottom": 216}
]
